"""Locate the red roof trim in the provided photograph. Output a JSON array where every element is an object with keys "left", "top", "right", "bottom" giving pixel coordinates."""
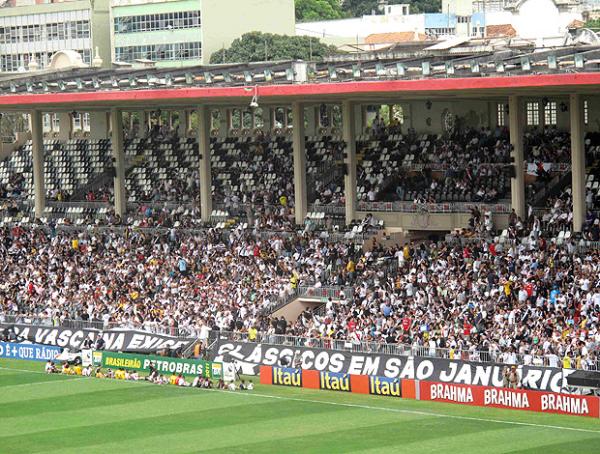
[{"left": 0, "top": 73, "right": 599, "bottom": 106}]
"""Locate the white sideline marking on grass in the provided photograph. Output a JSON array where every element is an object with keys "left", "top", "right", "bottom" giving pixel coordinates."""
[{"left": 3, "top": 366, "right": 599, "bottom": 435}]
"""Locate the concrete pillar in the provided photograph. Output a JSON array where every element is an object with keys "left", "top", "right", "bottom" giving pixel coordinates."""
[
  {"left": 30, "top": 110, "right": 45, "bottom": 219},
  {"left": 355, "top": 104, "right": 364, "bottom": 136},
  {"left": 292, "top": 102, "right": 307, "bottom": 225},
  {"left": 197, "top": 106, "right": 213, "bottom": 222},
  {"left": 110, "top": 109, "right": 126, "bottom": 217},
  {"left": 305, "top": 106, "right": 317, "bottom": 137},
  {"left": 262, "top": 107, "right": 272, "bottom": 133},
  {"left": 180, "top": 110, "right": 190, "bottom": 137},
  {"left": 135, "top": 111, "right": 147, "bottom": 136},
  {"left": 89, "top": 112, "right": 109, "bottom": 140},
  {"left": 570, "top": 94, "right": 586, "bottom": 232},
  {"left": 509, "top": 95, "right": 525, "bottom": 220},
  {"left": 57, "top": 112, "right": 72, "bottom": 141},
  {"left": 218, "top": 108, "right": 228, "bottom": 138},
  {"left": 343, "top": 100, "right": 358, "bottom": 224}
]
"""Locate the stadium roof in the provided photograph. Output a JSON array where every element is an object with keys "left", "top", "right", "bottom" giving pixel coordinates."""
[{"left": 0, "top": 45, "right": 600, "bottom": 110}]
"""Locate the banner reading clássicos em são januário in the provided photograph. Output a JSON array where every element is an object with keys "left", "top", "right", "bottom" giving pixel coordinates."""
[{"left": 101, "top": 351, "right": 223, "bottom": 379}]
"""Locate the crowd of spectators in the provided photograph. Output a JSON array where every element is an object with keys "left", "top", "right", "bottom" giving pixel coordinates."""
[
  {"left": 357, "top": 126, "right": 512, "bottom": 204},
  {"left": 1, "top": 218, "right": 599, "bottom": 370}
]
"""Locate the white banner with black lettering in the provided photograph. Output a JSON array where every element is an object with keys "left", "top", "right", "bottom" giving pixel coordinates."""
[
  {"left": 1, "top": 323, "right": 194, "bottom": 353},
  {"left": 212, "top": 340, "right": 577, "bottom": 394}
]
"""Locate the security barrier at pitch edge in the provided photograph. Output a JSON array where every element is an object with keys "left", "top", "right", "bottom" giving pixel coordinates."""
[{"left": 259, "top": 366, "right": 599, "bottom": 418}]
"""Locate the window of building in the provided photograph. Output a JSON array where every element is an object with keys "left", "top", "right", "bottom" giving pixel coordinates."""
[
  {"left": 584, "top": 100, "right": 589, "bottom": 125},
  {"left": 114, "top": 11, "right": 201, "bottom": 34},
  {"left": 497, "top": 103, "right": 505, "bottom": 127},
  {"left": 274, "top": 107, "right": 286, "bottom": 129},
  {"left": 115, "top": 42, "right": 201, "bottom": 62},
  {"left": 242, "top": 110, "right": 253, "bottom": 130},
  {"left": 544, "top": 101, "right": 557, "bottom": 126},
  {"left": 52, "top": 114, "right": 60, "bottom": 132},
  {"left": 73, "top": 113, "right": 82, "bottom": 131},
  {"left": 230, "top": 108, "right": 241, "bottom": 130},
  {"left": 425, "top": 27, "right": 455, "bottom": 37},
  {"left": 457, "top": 16, "right": 471, "bottom": 24},
  {"left": 253, "top": 108, "right": 264, "bottom": 129},
  {"left": 47, "top": 23, "right": 68, "bottom": 41},
  {"left": 70, "top": 20, "right": 90, "bottom": 39},
  {"left": 391, "top": 105, "right": 404, "bottom": 125},
  {"left": 526, "top": 102, "right": 539, "bottom": 126},
  {"left": 43, "top": 114, "right": 52, "bottom": 133}
]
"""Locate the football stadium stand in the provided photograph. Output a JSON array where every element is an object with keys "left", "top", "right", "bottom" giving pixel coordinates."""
[{"left": 0, "top": 44, "right": 599, "bottom": 371}]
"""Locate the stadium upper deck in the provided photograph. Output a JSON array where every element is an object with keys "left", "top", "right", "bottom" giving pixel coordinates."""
[{"left": 0, "top": 44, "right": 598, "bottom": 232}]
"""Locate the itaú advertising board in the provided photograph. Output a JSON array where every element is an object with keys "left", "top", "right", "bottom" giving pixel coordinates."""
[
  {"left": 420, "top": 381, "right": 600, "bottom": 418},
  {"left": 259, "top": 366, "right": 417, "bottom": 398}
]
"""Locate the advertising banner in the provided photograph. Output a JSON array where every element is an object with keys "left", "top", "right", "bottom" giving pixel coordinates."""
[
  {"left": 212, "top": 339, "right": 575, "bottom": 393},
  {"left": 2, "top": 324, "right": 194, "bottom": 353},
  {"left": 419, "top": 381, "right": 600, "bottom": 418},
  {"left": 260, "top": 366, "right": 413, "bottom": 399},
  {"left": 0, "top": 341, "right": 61, "bottom": 362},
  {"left": 101, "top": 351, "right": 223, "bottom": 379}
]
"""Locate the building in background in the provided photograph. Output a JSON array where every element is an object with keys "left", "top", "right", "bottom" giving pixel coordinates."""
[
  {"left": 0, "top": 0, "right": 112, "bottom": 72},
  {"left": 0, "top": 0, "right": 295, "bottom": 72},
  {"left": 297, "top": 0, "right": 583, "bottom": 48},
  {"left": 111, "top": 0, "right": 295, "bottom": 67}
]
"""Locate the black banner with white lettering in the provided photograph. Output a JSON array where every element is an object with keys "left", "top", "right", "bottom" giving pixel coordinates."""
[
  {"left": 0, "top": 324, "right": 194, "bottom": 353},
  {"left": 211, "top": 340, "right": 576, "bottom": 394}
]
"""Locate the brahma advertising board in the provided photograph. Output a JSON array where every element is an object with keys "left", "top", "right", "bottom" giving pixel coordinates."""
[
  {"left": 213, "top": 340, "right": 576, "bottom": 393},
  {"left": 420, "top": 381, "right": 600, "bottom": 418}
]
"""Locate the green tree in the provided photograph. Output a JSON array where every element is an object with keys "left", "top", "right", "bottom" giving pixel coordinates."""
[
  {"left": 210, "top": 32, "right": 338, "bottom": 64},
  {"left": 342, "top": 0, "right": 441, "bottom": 16},
  {"left": 296, "top": 0, "right": 345, "bottom": 22},
  {"left": 585, "top": 19, "right": 600, "bottom": 29}
]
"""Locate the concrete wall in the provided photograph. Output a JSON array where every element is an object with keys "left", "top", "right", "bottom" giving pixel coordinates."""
[
  {"left": 407, "top": 99, "right": 493, "bottom": 133},
  {"left": 201, "top": 0, "right": 295, "bottom": 64},
  {"left": 358, "top": 211, "right": 510, "bottom": 231},
  {"left": 91, "top": 0, "right": 112, "bottom": 69}
]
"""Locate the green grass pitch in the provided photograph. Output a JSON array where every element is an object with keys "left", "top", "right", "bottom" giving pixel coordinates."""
[{"left": 1, "top": 358, "right": 599, "bottom": 453}]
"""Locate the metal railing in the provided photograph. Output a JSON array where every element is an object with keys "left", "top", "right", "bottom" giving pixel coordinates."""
[
  {"left": 211, "top": 330, "right": 600, "bottom": 371},
  {"left": 357, "top": 200, "right": 511, "bottom": 214},
  {"left": 3, "top": 314, "right": 598, "bottom": 370},
  {"left": 0, "top": 314, "right": 198, "bottom": 339}
]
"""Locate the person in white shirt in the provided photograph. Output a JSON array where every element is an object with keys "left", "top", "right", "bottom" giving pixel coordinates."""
[{"left": 45, "top": 360, "right": 56, "bottom": 374}]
